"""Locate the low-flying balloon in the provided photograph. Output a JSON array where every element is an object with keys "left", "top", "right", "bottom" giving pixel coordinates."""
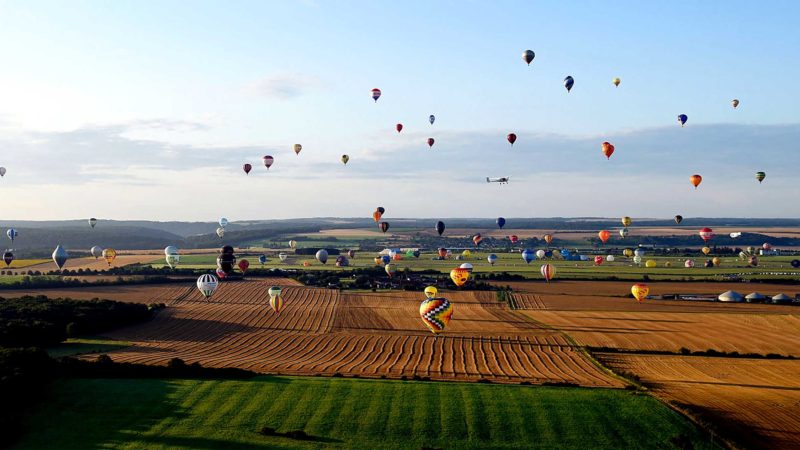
[
  {"left": 384, "top": 263, "right": 396, "bottom": 277},
  {"left": 379, "top": 222, "right": 390, "bottom": 233},
  {"left": 315, "top": 249, "right": 328, "bottom": 264},
  {"left": 509, "top": 235, "right": 519, "bottom": 244},
  {"left": 685, "top": 259, "right": 695, "bottom": 268},
  {"left": 749, "top": 256, "right": 758, "bottom": 266},
  {"left": 450, "top": 267, "right": 470, "bottom": 287},
  {"left": 543, "top": 234, "right": 553, "bottom": 245},
  {"left": 791, "top": 259, "right": 800, "bottom": 268},
  {"left": 598, "top": 230, "right": 611, "bottom": 244},
  {"left": 259, "top": 254, "right": 267, "bottom": 265},
  {"left": 436, "top": 221, "right": 445, "bottom": 236},
  {"left": 536, "top": 249, "right": 545, "bottom": 259},
  {"left": 216, "top": 227, "right": 225, "bottom": 238},
  {"left": 3, "top": 251, "right": 13, "bottom": 267},
  {"left": 594, "top": 255, "right": 604, "bottom": 265},
  {"left": 701, "top": 246, "right": 710, "bottom": 255},
  {"left": 262, "top": 155, "right": 274, "bottom": 169},
  {"left": 371, "top": 88, "right": 381, "bottom": 102},
  {"left": 438, "top": 248, "right": 447, "bottom": 259},
  {"left": 238, "top": 259, "right": 249, "bottom": 274},
  {"left": 268, "top": 286, "right": 283, "bottom": 313},
  {"left": 423, "top": 286, "right": 438, "bottom": 300},
  {"left": 602, "top": 142, "right": 615, "bottom": 159},
  {"left": 166, "top": 253, "right": 180, "bottom": 269},
  {"left": 607, "top": 255, "right": 616, "bottom": 262},
  {"left": 279, "top": 252, "right": 288, "bottom": 262},
  {"left": 419, "top": 297, "right": 453, "bottom": 334},
  {"left": 461, "top": 249, "right": 471, "bottom": 258},
  {"left": 472, "top": 234, "right": 482, "bottom": 246},
  {"left": 522, "top": 50, "right": 535, "bottom": 65},
  {"left": 621, "top": 216, "right": 632, "bottom": 227},
  {"left": 197, "top": 274, "right": 219, "bottom": 298},
  {"left": 678, "top": 114, "right": 688, "bottom": 127},
  {"left": 347, "top": 250, "right": 356, "bottom": 258},
  {"left": 522, "top": 249, "right": 535, "bottom": 264},
  {"left": 540, "top": 263, "right": 555, "bottom": 282},
  {"left": 459, "top": 262, "right": 473, "bottom": 273},
  {"left": 91, "top": 246, "right": 103, "bottom": 259},
  {"left": 712, "top": 257, "right": 721, "bottom": 267},
  {"left": 52, "top": 245, "right": 68, "bottom": 270},
  {"left": 88, "top": 218, "right": 97, "bottom": 228},
  {"left": 564, "top": 76, "right": 574, "bottom": 92},
  {"left": 631, "top": 283, "right": 649, "bottom": 302},
  {"left": 699, "top": 227, "right": 714, "bottom": 243},
  {"left": 619, "top": 228, "right": 629, "bottom": 238},
  {"left": 7, "top": 228, "right": 18, "bottom": 242},
  {"left": 487, "top": 254, "right": 498, "bottom": 265},
  {"left": 674, "top": 215, "right": 683, "bottom": 224},
  {"left": 645, "top": 259, "right": 657, "bottom": 268},
  {"left": 102, "top": 248, "right": 116, "bottom": 266},
  {"left": 496, "top": 217, "right": 506, "bottom": 229},
  {"left": 730, "top": 232, "right": 741, "bottom": 239}
]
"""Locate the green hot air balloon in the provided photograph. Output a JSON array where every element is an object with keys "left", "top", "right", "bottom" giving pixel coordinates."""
[{"left": 755, "top": 171, "right": 766, "bottom": 183}]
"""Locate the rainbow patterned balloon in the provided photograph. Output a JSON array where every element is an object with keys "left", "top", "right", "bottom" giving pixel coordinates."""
[
  {"left": 268, "top": 286, "right": 284, "bottom": 314},
  {"left": 419, "top": 298, "right": 454, "bottom": 334}
]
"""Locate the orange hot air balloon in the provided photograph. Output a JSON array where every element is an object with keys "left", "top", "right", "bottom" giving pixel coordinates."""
[
  {"left": 450, "top": 267, "right": 470, "bottom": 287},
  {"left": 690, "top": 174, "right": 702, "bottom": 189},
  {"left": 372, "top": 210, "right": 382, "bottom": 222},
  {"left": 631, "top": 283, "right": 649, "bottom": 302},
  {"left": 601, "top": 142, "right": 615, "bottom": 159},
  {"left": 543, "top": 234, "right": 553, "bottom": 245},
  {"left": 438, "top": 247, "right": 448, "bottom": 258},
  {"left": 598, "top": 230, "right": 611, "bottom": 244}
]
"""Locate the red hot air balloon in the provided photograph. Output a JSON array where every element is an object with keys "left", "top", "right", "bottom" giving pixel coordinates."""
[
  {"left": 396, "top": 123, "right": 403, "bottom": 133},
  {"left": 427, "top": 138, "right": 435, "bottom": 148},
  {"left": 594, "top": 255, "right": 604, "bottom": 265},
  {"left": 262, "top": 155, "right": 274, "bottom": 169},
  {"left": 601, "top": 142, "right": 615, "bottom": 159},
  {"left": 507, "top": 133, "right": 517, "bottom": 146},
  {"left": 698, "top": 227, "right": 715, "bottom": 243},
  {"left": 238, "top": 259, "right": 249, "bottom": 274},
  {"left": 509, "top": 235, "right": 519, "bottom": 244},
  {"left": 598, "top": 230, "right": 611, "bottom": 244},
  {"left": 371, "top": 88, "right": 381, "bottom": 102},
  {"left": 243, "top": 163, "right": 252, "bottom": 175}
]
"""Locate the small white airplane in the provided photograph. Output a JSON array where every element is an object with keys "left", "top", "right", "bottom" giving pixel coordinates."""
[{"left": 486, "top": 176, "right": 510, "bottom": 184}]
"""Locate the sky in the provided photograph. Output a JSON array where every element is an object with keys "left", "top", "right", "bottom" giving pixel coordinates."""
[{"left": 0, "top": 0, "right": 799, "bottom": 221}]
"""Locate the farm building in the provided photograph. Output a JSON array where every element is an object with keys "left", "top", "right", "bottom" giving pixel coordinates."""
[{"left": 718, "top": 290, "right": 744, "bottom": 302}]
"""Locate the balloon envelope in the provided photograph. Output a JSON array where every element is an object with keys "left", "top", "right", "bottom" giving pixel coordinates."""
[
  {"left": 197, "top": 274, "right": 219, "bottom": 298},
  {"left": 487, "top": 254, "right": 498, "bottom": 265},
  {"left": 371, "top": 88, "right": 381, "bottom": 102},
  {"left": 3, "top": 251, "right": 13, "bottom": 267},
  {"left": 535, "top": 249, "right": 545, "bottom": 259},
  {"left": 521, "top": 249, "right": 535, "bottom": 264},
  {"left": 674, "top": 215, "right": 683, "bottom": 224},
  {"left": 496, "top": 217, "right": 506, "bottom": 228},
  {"left": 564, "top": 76, "right": 574, "bottom": 92},
  {"left": 522, "top": 50, "right": 535, "bottom": 65},
  {"left": 91, "top": 246, "right": 104, "bottom": 259},
  {"left": 420, "top": 298, "right": 453, "bottom": 334},
  {"left": 540, "top": 264, "right": 555, "bottom": 282},
  {"left": 678, "top": 114, "right": 688, "bottom": 127},
  {"left": 602, "top": 142, "right": 615, "bottom": 159},
  {"left": 262, "top": 155, "right": 274, "bottom": 169},
  {"left": 315, "top": 249, "right": 328, "bottom": 264},
  {"left": 424, "top": 286, "right": 438, "bottom": 299},
  {"left": 598, "top": 230, "right": 611, "bottom": 244},
  {"left": 631, "top": 284, "right": 649, "bottom": 302},
  {"left": 396, "top": 123, "right": 403, "bottom": 133},
  {"left": 166, "top": 254, "right": 180, "bottom": 268},
  {"left": 89, "top": 218, "right": 97, "bottom": 228},
  {"left": 435, "top": 221, "right": 445, "bottom": 236},
  {"left": 341, "top": 154, "right": 349, "bottom": 164},
  {"left": 102, "top": 248, "right": 116, "bottom": 266},
  {"left": 449, "top": 268, "right": 470, "bottom": 287},
  {"left": 293, "top": 144, "right": 302, "bottom": 155},
  {"left": 259, "top": 255, "right": 268, "bottom": 264},
  {"left": 243, "top": 163, "right": 252, "bottom": 174}
]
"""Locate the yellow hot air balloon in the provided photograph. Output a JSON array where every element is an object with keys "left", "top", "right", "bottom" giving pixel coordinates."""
[
  {"left": 631, "top": 283, "right": 649, "bottom": 302},
  {"left": 613, "top": 77, "right": 621, "bottom": 87},
  {"left": 701, "top": 246, "right": 711, "bottom": 255},
  {"left": 102, "top": 248, "right": 117, "bottom": 266},
  {"left": 645, "top": 259, "right": 657, "bottom": 268},
  {"left": 289, "top": 240, "right": 297, "bottom": 249},
  {"left": 450, "top": 267, "right": 470, "bottom": 287},
  {"left": 424, "top": 286, "right": 438, "bottom": 299},
  {"left": 293, "top": 144, "right": 302, "bottom": 155},
  {"left": 623, "top": 248, "right": 633, "bottom": 258},
  {"left": 621, "top": 216, "right": 632, "bottom": 227},
  {"left": 461, "top": 249, "right": 471, "bottom": 258},
  {"left": 543, "top": 234, "right": 553, "bottom": 245},
  {"left": 712, "top": 257, "right": 721, "bottom": 267}
]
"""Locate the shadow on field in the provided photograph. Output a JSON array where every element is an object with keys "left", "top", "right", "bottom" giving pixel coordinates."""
[{"left": 129, "top": 317, "right": 260, "bottom": 343}]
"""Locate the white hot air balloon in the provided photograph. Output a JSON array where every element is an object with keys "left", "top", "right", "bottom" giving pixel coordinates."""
[
  {"left": 164, "top": 246, "right": 178, "bottom": 256},
  {"left": 535, "top": 249, "right": 545, "bottom": 259},
  {"left": 216, "top": 227, "right": 225, "bottom": 238},
  {"left": 166, "top": 254, "right": 180, "bottom": 268},
  {"left": 219, "top": 218, "right": 228, "bottom": 227},
  {"left": 315, "top": 249, "right": 329, "bottom": 264},
  {"left": 607, "top": 255, "right": 615, "bottom": 262},
  {"left": 90, "top": 246, "right": 103, "bottom": 259},
  {"left": 196, "top": 274, "right": 219, "bottom": 298},
  {"left": 279, "top": 252, "right": 288, "bottom": 262}
]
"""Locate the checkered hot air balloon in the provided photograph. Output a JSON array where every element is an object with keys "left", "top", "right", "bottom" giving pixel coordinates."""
[
  {"left": 419, "top": 298, "right": 453, "bottom": 335},
  {"left": 196, "top": 274, "right": 219, "bottom": 299}
]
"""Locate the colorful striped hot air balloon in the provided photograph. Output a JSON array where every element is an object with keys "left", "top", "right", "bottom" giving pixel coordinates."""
[
  {"left": 102, "top": 248, "right": 117, "bottom": 266},
  {"left": 543, "top": 234, "right": 553, "bottom": 245},
  {"left": 268, "top": 286, "right": 283, "bottom": 313},
  {"left": 419, "top": 298, "right": 454, "bottom": 334},
  {"left": 756, "top": 171, "right": 766, "bottom": 183},
  {"left": 424, "top": 286, "right": 438, "bottom": 299},
  {"left": 621, "top": 216, "right": 632, "bottom": 227},
  {"left": 540, "top": 264, "right": 555, "bottom": 282},
  {"left": 371, "top": 88, "right": 381, "bottom": 102},
  {"left": 698, "top": 227, "right": 714, "bottom": 243}
]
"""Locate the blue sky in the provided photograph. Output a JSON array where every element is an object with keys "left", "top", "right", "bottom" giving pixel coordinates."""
[{"left": 0, "top": 1, "right": 798, "bottom": 221}]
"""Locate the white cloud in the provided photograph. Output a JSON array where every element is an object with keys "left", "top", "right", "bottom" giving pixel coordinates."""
[{"left": 246, "top": 74, "right": 321, "bottom": 99}]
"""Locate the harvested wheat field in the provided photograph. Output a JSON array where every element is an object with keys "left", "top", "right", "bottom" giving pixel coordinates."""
[
  {"left": 23, "top": 255, "right": 161, "bottom": 272},
  {"left": 599, "top": 353, "right": 800, "bottom": 448},
  {"left": 0, "top": 283, "right": 196, "bottom": 304},
  {"left": 80, "top": 279, "right": 621, "bottom": 386}
]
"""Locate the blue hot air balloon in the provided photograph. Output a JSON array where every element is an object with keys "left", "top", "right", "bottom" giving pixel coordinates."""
[
  {"left": 544, "top": 250, "right": 553, "bottom": 258},
  {"left": 522, "top": 249, "right": 535, "bottom": 264},
  {"left": 496, "top": 217, "right": 506, "bottom": 229},
  {"left": 258, "top": 254, "right": 267, "bottom": 265},
  {"left": 487, "top": 254, "right": 498, "bottom": 265},
  {"left": 564, "top": 76, "right": 574, "bottom": 92},
  {"left": 678, "top": 114, "right": 688, "bottom": 127},
  {"left": 381, "top": 255, "right": 391, "bottom": 265}
]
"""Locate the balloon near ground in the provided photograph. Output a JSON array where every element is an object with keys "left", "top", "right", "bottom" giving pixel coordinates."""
[
  {"left": 91, "top": 246, "right": 104, "bottom": 259},
  {"left": 540, "top": 264, "right": 555, "bottom": 282},
  {"left": 3, "top": 251, "right": 13, "bottom": 267},
  {"left": 419, "top": 298, "right": 453, "bottom": 334},
  {"left": 487, "top": 254, "right": 497, "bottom": 265},
  {"left": 598, "top": 230, "right": 611, "bottom": 244},
  {"left": 645, "top": 260, "right": 657, "bottom": 268},
  {"left": 89, "top": 218, "right": 97, "bottom": 228},
  {"left": 196, "top": 274, "right": 218, "bottom": 299},
  {"left": 674, "top": 215, "right": 683, "bottom": 224},
  {"left": 424, "top": 286, "right": 437, "bottom": 299},
  {"left": 594, "top": 256, "right": 604, "bottom": 266},
  {"left": 702, "top": 247, "right": 711, "bottom": 255},
  {"left": 238, "top": 259, "right": 249, "bottom": 274},
  {"left": 102, "top": 248, "right": 117, "bottom": 266},
  {"left": 699, "top": 227, "right": 714, "bottom": 243},
  {"left": 621, "top": 216, "right": 632, "bottom": 227},
  {"left": 268, "top": 286, "right": 283, "bottom": 314},
  {"left": 384, "top": 263, "right": 396, "bottom": 277},
  {"left": 522, "top": 249, "right": 535, "bottom": 264},
  {"left": 315, "top": 249, "right": 328, "bottom": 264},
  {"left": 436, "top": 221, "right": 445, "bottom": 236},
  {"left": 379, "top": 222, "right": 390, "bottom": 233},
  {"left": 496, "top": 217, "right": 506, "bottom": 228},
  {"left": 543, "top": 234, "right": 553, "bottom": 245},
  {"left": 450, "top": 267, "right": 470, "bottom": 287},
  {"left": 631, "top": 283, "right": 649, "bottom": 302}
]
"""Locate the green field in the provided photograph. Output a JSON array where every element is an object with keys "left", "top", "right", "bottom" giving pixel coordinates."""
[
  {"left": 149, "top": 251, "right": 800, "bottom": 281},
  {"left": 17, "top": 376, "right": 714, "bottom": 449}
]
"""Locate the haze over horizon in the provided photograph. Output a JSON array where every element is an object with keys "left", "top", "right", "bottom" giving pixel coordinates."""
[{"left": 1, "top": 1, "right": 798, "bottom": 221}]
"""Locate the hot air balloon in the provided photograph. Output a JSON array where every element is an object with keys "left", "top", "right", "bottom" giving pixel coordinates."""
[
  {"left": 197, "top": 274, "right": 219, "bottom": 298},
  {"left": 3, "top": 251, "right": 13, "bottom": 267},
  {"left": 472, "top": 234, "right": 482, "bottom": 246},
  {"left": 601, "top": 142, "right": 615, "bottom": 159},
  {"left": 341, "top": 154, "right": 349, "bottom": 165},
  {"left": 243, "top": 163, "right": 252, "bottom": 174},
  {"left": 216, "top": 227, "right": 225, "bottom": 238},
  {"left": 684, "top": 259, "right": 695, "bottom": 268},
  {"left": 698, "top": 227, "right": 714, "bottom": 243},
  {"left": 507, "top": 134, "right": 516, "bottom": 146},
  {"left": 634, "top": 248, "right": 645, "bottom": 258},
  {"left": 712, "top": 257, "right": 721, "bottom": 267},
  {"left": 427, "top": 138, "right": 435, "bottom": 148},
  {"left": 674, "top": 215, "right": 683, "bottom": 224},
  {"left": 701, "top": 246, "right": 711, "bottom": 255},
  {"left": 690, "top": 174, "right": 702, "bottom": 189},
  {"left": 496, "top": 217, "right": 506, "bottom": 229},
  {"left": 381, "top": 254, "right": 391, "bottom": 265},
  {"left": 564, "top": 76, "right": 574, "bottom": 92},
  {"left": 678, "top": 114, "right": 688, "bottom": 127},
  {"left": 450, "top": 267, "right": 470, "bottom": 287},
  {"left": 621, "top": 216, "right": 632, "bottom": 227},
  {"left": 164, "top": 245, "right": 178, "bottom": 256},
  {"left": 396, "top": 123, "right": 403, "bottom": 133},
  {"left": 623, "top": 248, "right": 633, "bottom": 257},
  {"left": 315, "top": 249, "right": 328, "bottom": 264},
  {"left": 522, "top": 50, "right": 535, "bottom": 65},
  {"left": 102, "top": 248, "right": 116, "bottom": 266},
  {"left": 0, "top": 167, "right": 5, "bottom": 177},
  {"left": 347, "top": 250, "right": 356, "bottom": 258},
  {"left": 731, "top": 99, "right": 740, "bottom": 109},
  {"left": 258, "top": 254, "right": 267, "bottom": 265},
  {"left": 219, "top": 218, "right": 228, "bottom": 227},
  {"left": 487, "top": 254, "right": 498, "bottom": 265},
  {"left": 268, "top": 286, "right": 283, "bottom": 313},
  {"left": 460, "top": 262, "right": 474, "bottom": 273},
  {"left": 384, "top": 263, "right": 396, "bottom": 277},
  {"left": 379, "top": 222, "right": 390, "bottom": 233},
  {"left": 429, "top": 115, "right": 435, "bottom": 125},
  {"left": 461, "top": 249, "right": 472, "bottom": 258},
  {"left": 509, "top": 235, "right": 519, "bottom": 244},
  {"left": 7, "top": 229, "right": 17, "bottom": 242},
  {"left": 392, "top": 253, "right": 402, "bottom": 262},
  {"left": 619, "top": 228, "right": 629, "bottom": 238},
  {"left": 419, "top": 297, "right": 453, "bottom": 334},
  {"left": 371, "top": 88, "right": 381, "bottom": 102},
  {"left": 438, "top": 248, "right": 448, "bottom": 259},
  {"left": 262, "top": 155, "right": 274, "bottom": 169},
  {"left": 522, "top": 249, "right": 535, "bottom": 264},
  {"left": 436, "top": 221, "right": 445, "bottom": 236},
  {"left": 756, "top": 172, "right": 766, "bottom": 183},
  {"left": 238, "top": 259, "right": 249, "bottom": 274},
  {"left": 703, "top": 259, "right": 713, "bottom": 268},
  {"left": 166, "top": 253, "right": 180, "bottom": 269},
  {"left": 543, "top": 234, "right": 553, "bottom": 245},
  {"left": 594, "top": 256, "right": 604, "bottom": 265},
  {"left": 293, "top": 144, "right": 302, "bottom": 155},
  {"left": 535, "top": 249, "right": 545, "bottom": 259},
  {"left": 613, "top": 77, "right": 621, "bottom": 87},
  {"left": 598, "top": 230, "right": 611, "bottom": 244},
  {"left": 540, "top": 264, "right": 555, "bottom": 282},
  {"left": 377, "top": 207, "right": 385, "bottom": 215},
  {"left": 302, "top": 261, "right": 311, "bottom": 267},
  {"left": 607, "top": 255, "right": 615, "bottom": 262},
  {"left": 749, "top": 256, "right": 758, "bottom": 266},
  {"left": 424, "top": 286, "right": 438, "bottom": 299},
  {"left": 91, "top": 246, "right": 103, "bottom": 259},
  {"left": 631, "top": 283, "right": 649, "bottom": 302},
  {"left": 633, "top": 255, "right": 642, "bottom": 265},
  {"left": 279, "top": 253, "right": 288, "bottom": 262},
  {"left": 645, "top": 260, "right": 657, "bottom": 268},
  {"left": 88, "top": 218, "right": 97, "bottom": 228},
  {"left": 52, "top": 245, "right": 68, "bottom": 270}
]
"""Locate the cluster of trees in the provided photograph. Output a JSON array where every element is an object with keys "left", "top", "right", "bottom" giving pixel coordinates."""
[{"left": 0, "top": 274, "right": 176, "bottom": 290}]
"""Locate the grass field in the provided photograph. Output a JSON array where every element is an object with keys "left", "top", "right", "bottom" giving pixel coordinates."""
[{"left": 17, "top": 376, "right": 715, "bottom": 450}]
